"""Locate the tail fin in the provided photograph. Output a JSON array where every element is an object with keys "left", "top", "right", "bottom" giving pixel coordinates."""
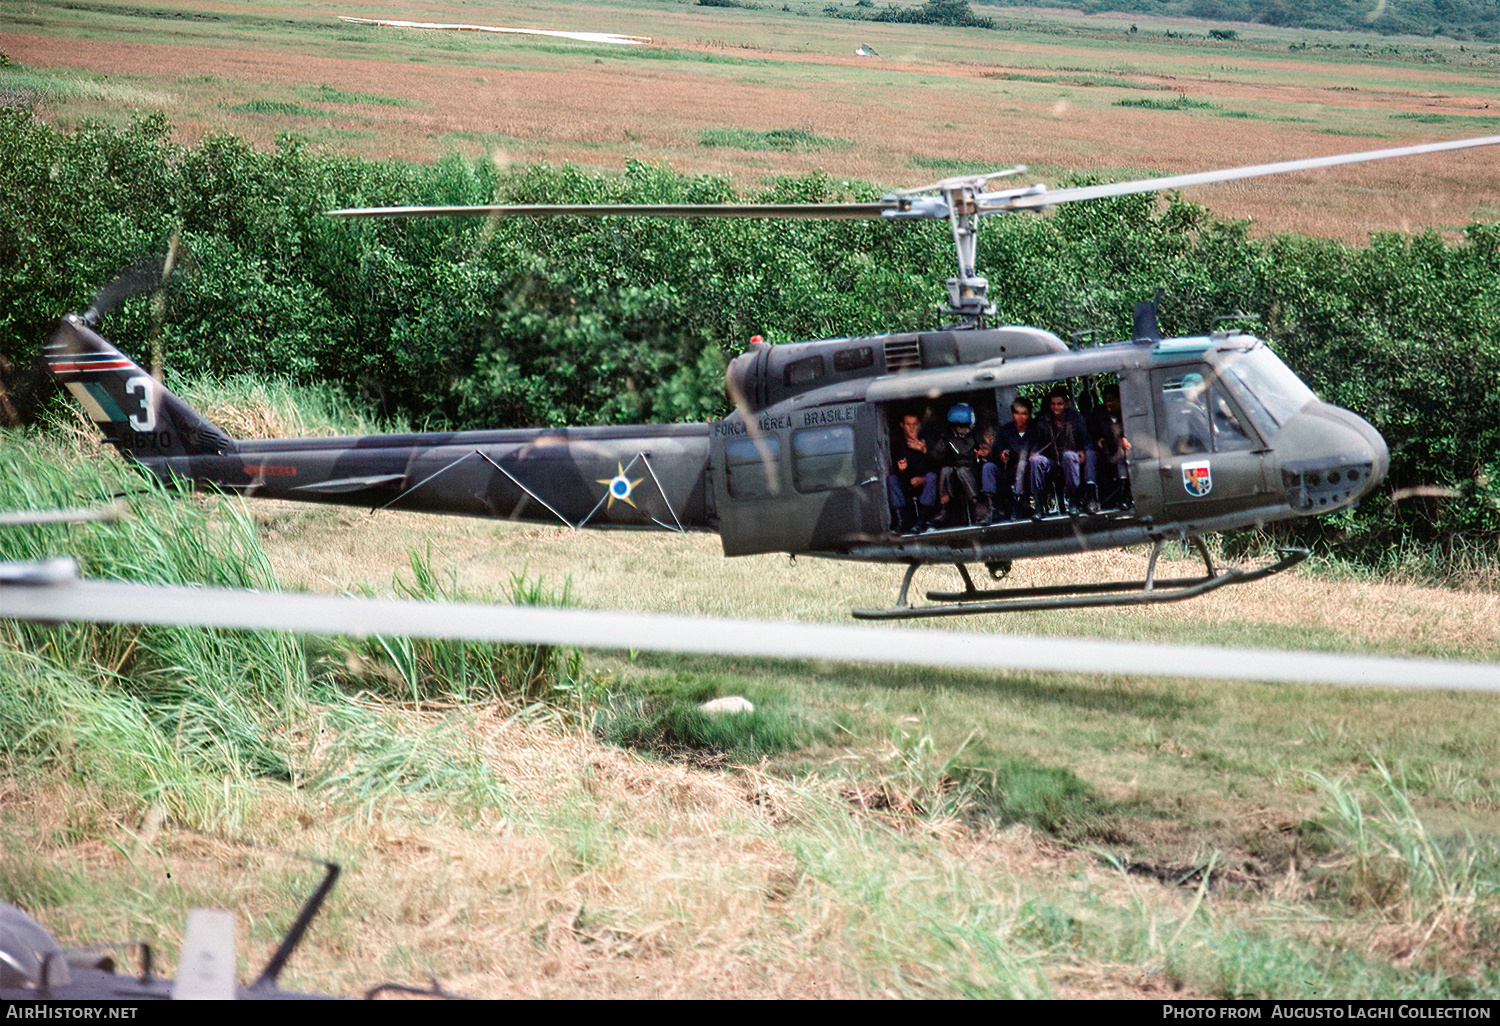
[{"left": 45, "top": 315, "right": 236, "bottom": 459}]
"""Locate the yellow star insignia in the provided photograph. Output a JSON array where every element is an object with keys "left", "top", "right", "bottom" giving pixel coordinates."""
[{"left": 598, "top": 464, "right": 645, "bottom": 508}]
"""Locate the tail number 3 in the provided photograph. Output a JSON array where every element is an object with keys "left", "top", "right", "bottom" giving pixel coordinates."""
[{"left": 125, "top": 375, "right": 158, "bottom": 432}]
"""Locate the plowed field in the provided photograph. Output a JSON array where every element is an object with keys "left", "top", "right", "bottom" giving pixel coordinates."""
[{"left": 6, "top": 0, "right": 1500, "bottom": 240}]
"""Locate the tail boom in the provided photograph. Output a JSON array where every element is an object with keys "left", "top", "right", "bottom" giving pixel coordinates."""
[{"left": 46, "top": 314, "right": 713, "bottom": 531}]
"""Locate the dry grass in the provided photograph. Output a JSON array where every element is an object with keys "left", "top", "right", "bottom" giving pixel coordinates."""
[
  {"left": 6, "top": 708, "right": 1189, "bottom": 999},
  {"left": 257, "top": 502, "right": 1500, "bottom": 660},
  {"left": 9, "top": 493, "right": 1500, "bottom": 996}
]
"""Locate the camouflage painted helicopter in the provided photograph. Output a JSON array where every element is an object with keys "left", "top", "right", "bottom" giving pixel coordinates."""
[{"left": 43, "top": 135, "right": 1500, "bottom": 617}]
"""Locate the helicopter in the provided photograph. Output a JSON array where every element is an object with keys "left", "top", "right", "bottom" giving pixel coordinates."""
[
  {"left": 0, "top": 859, "right": 452, "bottom": 1000},
  {"left": 41, "top": 135, "right": 1500, "bottom": 618}
]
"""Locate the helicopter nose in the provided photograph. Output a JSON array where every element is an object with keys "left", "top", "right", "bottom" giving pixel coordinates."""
[{"left": 1277, "top": 403, "right": 1389, "bottom": 514}]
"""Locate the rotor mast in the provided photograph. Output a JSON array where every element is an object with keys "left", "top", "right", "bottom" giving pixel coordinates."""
[
  {"left": 893, "top": 166, "right": 1028, "bottom": 328},
  {"left": 945, "top": 181, "right": 992, "bottom": 326}
]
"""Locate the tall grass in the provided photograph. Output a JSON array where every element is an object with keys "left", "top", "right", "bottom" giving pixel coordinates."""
[
  {"left": 0, "top": 432, "right": 305, "bottom": 826},
  {"left": 0, "top": 427, "right": 570, "bottom": 830},
  {"left": 337, "top": 547, "right": 576, "bottom": 705},
  {"left": 1310, "top": 763, "right": 1500, "bottom": 965},
  {"left": 174, "top": 374, "right": 409, "bottom": 439}
]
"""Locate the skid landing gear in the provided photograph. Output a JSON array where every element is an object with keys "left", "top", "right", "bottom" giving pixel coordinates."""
[{"left": 851, "top": 540, "right": 1308, "bottom": 619}]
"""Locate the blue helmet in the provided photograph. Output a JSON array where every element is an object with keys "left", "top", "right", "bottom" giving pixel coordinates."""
[{"left": 947, "top": 403, "right": 974, "bottom": 425}]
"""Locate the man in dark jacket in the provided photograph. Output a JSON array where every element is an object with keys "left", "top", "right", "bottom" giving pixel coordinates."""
[
  {"left": 1087, "top": 382, "right": 1131, "bottom": 509},
  {"left": 932, "top": 402, "right": 990, "bottom": 527},
  {"left": 991, "top": 396, "right": 1039, "bottom": 520},
  {"left": 1030, "top": 388, "right": 1098, "bottom": 517},
  {"left": 887, "top": 411, "right": 938, "bottom": 532}
]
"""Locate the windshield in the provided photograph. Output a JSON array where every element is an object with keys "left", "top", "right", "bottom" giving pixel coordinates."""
[{"left": 1216, "top": 348, "right": 1316, "bottom": 437}]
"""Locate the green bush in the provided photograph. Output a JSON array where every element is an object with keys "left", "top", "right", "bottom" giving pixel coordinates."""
[{"left": 2, "top": 113, "right": 1498, "bottom": 574}]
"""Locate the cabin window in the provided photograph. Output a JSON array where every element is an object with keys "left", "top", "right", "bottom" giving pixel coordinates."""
[
  {"left": 1159, "top": 370, "right": 1211, "bottom": 455},
  {"left": 784, "top": 355, "right": 826, "bottom": 387},
  {"left": 1210, "top": 393, "right": 1255, "bottom": 452},
  {"left": 791, "top": 426, "right": 856, "bottom": 493},
  {"left": 725, "top": 436, "right": 781, "bottom": 499},
  {"left": 833, "top": 346, "right": 874, "bottom": 373}
]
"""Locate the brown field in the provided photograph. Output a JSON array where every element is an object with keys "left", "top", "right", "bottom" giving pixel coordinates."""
[{"left": 5, "top": 0, "right": 1500, "bottom": 239}]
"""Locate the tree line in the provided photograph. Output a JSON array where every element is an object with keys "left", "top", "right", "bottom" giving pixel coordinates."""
[{"left": 2, "top": 110, "right": 1496, "bottom": 571}]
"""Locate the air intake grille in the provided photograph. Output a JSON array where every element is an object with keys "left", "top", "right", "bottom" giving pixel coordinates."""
[{"left": 883, "top": 337, "right": 921, "bottom": 373}]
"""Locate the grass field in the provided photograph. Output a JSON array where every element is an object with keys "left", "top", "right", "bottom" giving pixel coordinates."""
[
  {"left": 5, "top": 0, "right": 1500, "bottom": 240},
  {"left": 5, "top": 408, "right": 1500, "bottom": 998}
]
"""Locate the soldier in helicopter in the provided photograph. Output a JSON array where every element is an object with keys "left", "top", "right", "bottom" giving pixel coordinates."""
[
  {"left": 1030, "top": 387, "right": 1099, "bottom": 517},
  {"left": 931, "top": 402, "right": 992, "bottom": 528},
  {"left": 1087, "top": 382, "right": 1131, "bottom": 509},
  {"left": 991, "top": 395, "right": 1041, "bottom": 520}
]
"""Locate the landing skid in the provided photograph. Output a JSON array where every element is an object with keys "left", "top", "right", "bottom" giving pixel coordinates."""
[{"left": 851, "top": 539, "right": 1309, "bottom": 619}]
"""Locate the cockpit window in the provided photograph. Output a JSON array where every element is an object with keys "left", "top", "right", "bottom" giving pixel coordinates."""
[
  {"left": 1217, "top": 348, "right": 1316, "bottom": 436},
  {"left": 1158, "top": 369, "right": 1259, "bottom": 454}
]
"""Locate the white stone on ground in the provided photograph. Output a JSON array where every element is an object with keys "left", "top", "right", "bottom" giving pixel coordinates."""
[{"left": 701, "top": 696, "right": 754, "bottom": 715}]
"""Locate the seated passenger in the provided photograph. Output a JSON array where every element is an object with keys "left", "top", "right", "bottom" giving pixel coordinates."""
[
  {"left": 993, "top": 396, "right": 1040, "bottom": 520},
  {"left": 932, "top": 403, "right": 990, "bottom": 528},
  {"left": 887, "top": 412, "right": 937, "bottom": 532},
  {"left": 1087, "top": 383, "right": 1131, "bottom": 509},
  {"left": 975, "top": 426, "right": 1002, "bottom": 525},
  {"left": 1030, "top": 388, "right": 1098, "bottom": 518}
]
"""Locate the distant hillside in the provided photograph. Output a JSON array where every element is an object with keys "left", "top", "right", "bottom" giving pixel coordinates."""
[{"left": 974, "top": 0, "right": 1500, "bottom": 41}]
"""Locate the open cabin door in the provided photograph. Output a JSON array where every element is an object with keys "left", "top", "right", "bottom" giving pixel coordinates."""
[{"left": 709, "top": 401, "right": 885, "bottom": 557}]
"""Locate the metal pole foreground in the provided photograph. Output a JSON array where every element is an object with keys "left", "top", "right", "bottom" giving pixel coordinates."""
[{"left": 4, "top": 576, "right": 1499, "bottom": 692}]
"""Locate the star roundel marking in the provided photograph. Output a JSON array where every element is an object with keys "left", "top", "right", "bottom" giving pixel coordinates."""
[{"left": 598, "top": 463, "right": 645, "bottom": 508}]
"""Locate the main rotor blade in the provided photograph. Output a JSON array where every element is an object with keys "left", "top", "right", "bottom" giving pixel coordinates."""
[
  {"left": 5, "top": 576, "right": 1500, "bottom": 692},
  {"left": 327, "top": 201, "right": 897, "bottom": 220},
  {"left": 988, "top": 134, "right": 1500, "bottom": 211},
  {"left": 326, "top": 134, "right": 1500, "bottom": 224},
  {"left": 0, "top": 504, "right": 124, "bottom": 528}
]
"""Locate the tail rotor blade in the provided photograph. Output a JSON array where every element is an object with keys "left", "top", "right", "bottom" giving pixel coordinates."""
[{"left": 83, "top": 252, "right": 178, "bottom": 327}]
